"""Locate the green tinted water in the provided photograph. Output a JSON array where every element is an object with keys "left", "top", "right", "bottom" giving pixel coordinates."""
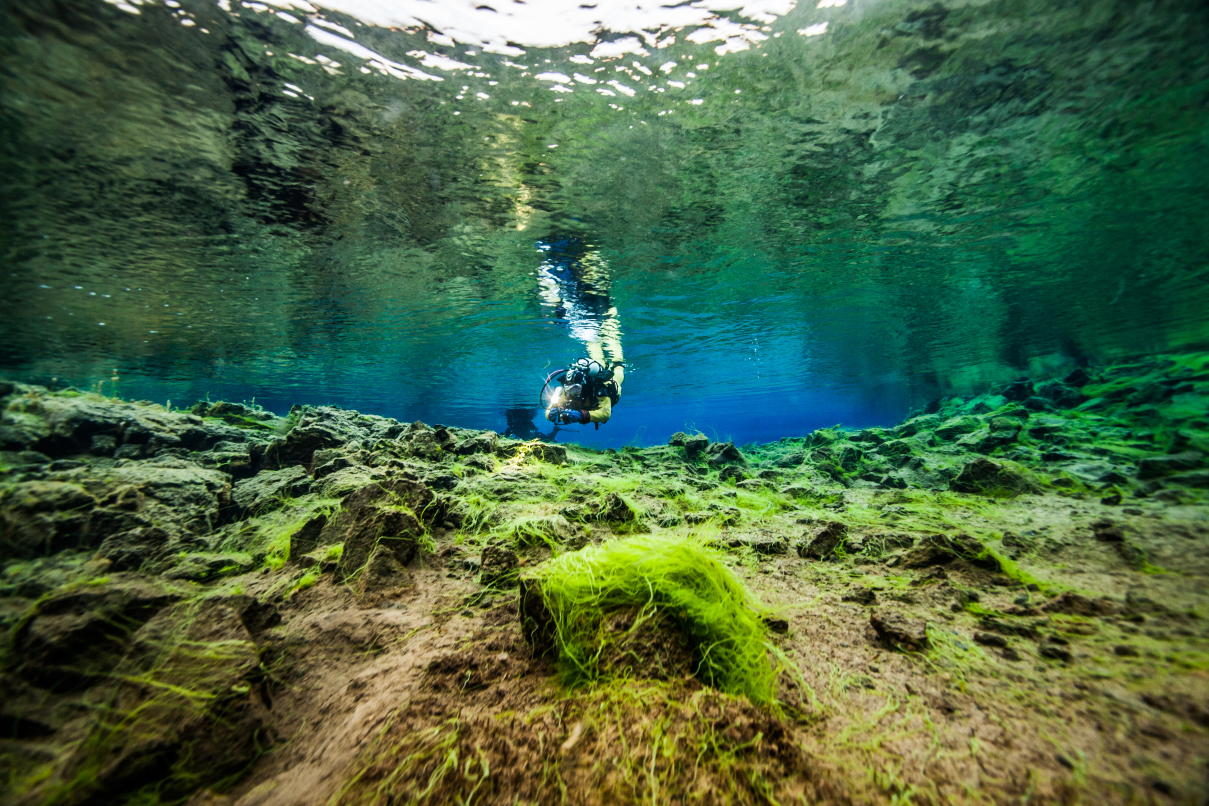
[{"left": 1, "top": 0, "right": 1206, "bottom": 446}]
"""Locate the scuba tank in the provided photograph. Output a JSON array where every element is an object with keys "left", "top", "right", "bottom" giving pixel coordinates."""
[{"left": 539, "top": 357, "right": 623, "bottom": 429}]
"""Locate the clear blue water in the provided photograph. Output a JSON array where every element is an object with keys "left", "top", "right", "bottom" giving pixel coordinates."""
[{"left": 1, "top": 0, "right": 1207, "bottom": 448}]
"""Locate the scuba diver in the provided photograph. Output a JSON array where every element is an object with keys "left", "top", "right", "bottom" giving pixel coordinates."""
[
  {"left": 542, "top": 356, "right": 625, "bottom": 428},
  {"left": 535, "top": 236, "right": 626, "bottom": 430}
]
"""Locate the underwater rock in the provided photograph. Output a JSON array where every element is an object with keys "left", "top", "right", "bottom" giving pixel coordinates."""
[
  {"left": 892, "top": 414, "right": 942, "bottom": 438},
  {"left": 706, "top": 441, "right": 745, "bottom": 466},
  {"left": 96, "top": 526, "right": 172, "bottom": 571},
  {"left": 333, "top": 503, "right": 424, "bottom": 582},
  {"left": 311, "top": 448, "right": 356, "bottom": 479},
  {"left": 869, "top": 611, "right": 929, "bottom": 652},
  {"left": 1, "top": 480, "right": 97, "bottom": 558},
  {"left": 949, "top": 458, "right": 1040, "bottom": 496},
  {"left": 683, "top": 434, "right": 710, "bottom": 459},
  {"left": 1092, "top": 519, "right": 1125, "bottom": 542},
  {"left": 314, "top": 465, "right": 387, "bottom": 498},
  {"left": 842, "top": 587, "right": 877, "bottom": 605},
  {"left": 258, "top": 406, "right": 400, "bottom": 471},
  {"left": 355, "top": 545, "right": 411, "bottom": 596},
  {"left": 56, "top": 599, "right": 265, "bottom": 805},
  {"left": 850, "top": 429, "right": 888, "bottom": 445},
  {"left": 164, "top": 552, "right": 255, "bottom": 582},
  {"left": 807, "top": 428, "right": 840, "bottom": 447},
  {"left": 288, "top": 513, "right": 328, "bottom": 558},
  {"left": 588, "top": 492, "right": 637, "bottom": 523},
  {"left": 597, "top": 607, "right": 695, "bottom": 681},
  {"left": 231, "top": 465, "right": 311, "bottom": 513},
  {"left": 1001, "top": 380, "right": 1035, "bottom": 401},
  {"left": 1035, "top": 380, "right": 1086, "bottom": 408},
  {"left": 797, "top": 520, "right": 848, "bottom": 560},
  {"left": 718, "top": 465, "right": 748, "bottom": 483},
  {"left": 1021, "top": 396, "right": 1057, "bottom": 412},
  {"left": 512, "top": 514, "right": 584, "bottom": 549},
  {"left": 934, "top": 416, "right": 982, "bottom": 441},
  {"left": 1041, "top": 593, "right": 1115, "bottom": 617},
  {"left": 1038, "top": 643, "right": 1072, "bottom": 663},
  {"left": 480, "top": 544, "right": 519, "bottom": 587},
  {"left": 325, "top": 479, "right": 434, "bottom": 581},
  {"left": 714, "top": 533, "right": 788, "bottom": 555},
  {"left": 455, "top": 430, "right": 498, "bottom": 455},
  {"left": 973, "top": 632, "right": 1008, "bottom": 648},
  {"left": 1115, "top": 540, "right": 1149, "bottom": 570},
  {"left": 899, "top": 533, "right": 995, "bottom": 570},
  {"left": 1166, "top": 470, "right": 1209, "bottom": 488},
  {"left": 403, "top": 429, "right": 444, "bottom": 461},
  {"left": 8, "top": 576, "right": 183, "bottom": 690},
  {"left": 1137, "top": 450, "right": 1205, "bottom": 480}
]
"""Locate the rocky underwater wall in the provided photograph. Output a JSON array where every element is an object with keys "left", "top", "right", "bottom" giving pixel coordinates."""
[{"left": 0, "top": 351, "right": 1207, "bottom": 804}]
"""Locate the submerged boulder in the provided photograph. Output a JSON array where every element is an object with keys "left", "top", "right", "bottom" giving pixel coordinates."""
[
  {"left": 797, "top": 521, "right": 849, "bottom": 560},
  {"left": 706, "top": 441, "right": 745, "bottom": 466},
  {"left": 231, "top": 465, "right": 311, "bottom": 513},
  {"left": 480, "top": 544, "right": 520, "bottom": 587},
  {"left": 8, "top": 577, "right": 183, "bottom": 690},
  {"left": 949, "top": 458, "right": 1040, "bottom": 496},
  {"left": 54, "top": 600, "right": 266, "bottom": 805},
  {"left": 1137, "top": 451, "right": 1205, "bottom": 480},
  {"left": 329, "top": 480, "right": 434, "bottom": 581},
  {"left": 899, "top": 533, "right": 996, "bottom": 570},
  {"left": 869, "top": 611, "right": 929, "bottom": 652},
  {"left": 1, "top": 481, "right": 97, "bottom": 558},
  {"left": 684, "top": 433, "right": 710, "bottom": 459}
]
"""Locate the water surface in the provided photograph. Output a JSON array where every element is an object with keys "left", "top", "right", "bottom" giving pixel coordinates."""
[{"left": 1, "top": 0, "right": 1207, "bottom": 446}]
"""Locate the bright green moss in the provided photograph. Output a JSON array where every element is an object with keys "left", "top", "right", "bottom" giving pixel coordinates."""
[{"left": 528, "top": 534, "right": 778, "bottom": 705}]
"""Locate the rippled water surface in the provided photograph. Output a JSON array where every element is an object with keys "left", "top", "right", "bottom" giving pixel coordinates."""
[{"left": 1, "top": 0, "right": 1207, "bottom": 446}]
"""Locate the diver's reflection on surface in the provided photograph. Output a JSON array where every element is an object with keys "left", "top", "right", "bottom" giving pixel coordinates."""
[{"left": 536, "top": 237, "right": 625, "bottom": 374}]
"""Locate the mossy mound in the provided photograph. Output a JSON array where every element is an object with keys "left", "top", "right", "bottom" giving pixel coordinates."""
[{"left": 519, "top": 534, "right": 777, "bottom": 705}]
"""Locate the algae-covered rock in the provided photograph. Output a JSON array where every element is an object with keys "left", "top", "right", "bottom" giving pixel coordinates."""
[
  {"left": 288, "top": 512, "right": 328, "bottom": 558},
  {"left": 163, "top": 552, "right": 255, "bottom": 581},
  {"left": 1137, "top": 450, "right": 1204, "bottom": 480},
  {"left": 314, "top": 465, "right": 386, "bottom": 498},
  {"left": 706, "top": 442, "right": 744, "bottom": 466},
  {"left": 480, "top": 543, "right": 519, "bottom": 587},
  {"left": 591, "top": 492, "right": 637, "bottom": 523},
  {"left": 718, "top": 465, "right": 748, "bottom": 483},
  {"left": 949, "top": 458, "right": 1040, "bottom": 496},
  {"left": 8, "top": 577, "right": 183, "bottom": 690},
  {"left": 934, "top": 416, "right": 982, "bottom": 441},
  {"left": 96, "top": 525, "right": 171, "bottom": 571},
  {"left": 1166, "top": 470, "right": 1209, "bottom": 488},
  {"left": 807, "top": 428, "right": 839, "bottom": 447},
  {"left": 1, "top": 481, "right": 97, "bottom": 558},
  {"left": 231, "top": 465, "right": 311, "bottom": 513},
  {"left": 56, "top": 599, "right": 266, "bottom": 805},
  {"left": 355, "top": 544, "right": 411, "bottom": 596},
  {"left": 899, "top": 533, "right": 995, "bottom": 570},
  {"left": 455, "top": 430, "right": 498, "bottom": 455},
  {"left": 331, "top": 482, "right": 427, "bottom": 583},
  {"left": 677, "top": 433, "right": 707, "bottom": 459},
  {"left": 797, "top": 521, "right": 848, "bottom": 560},
  {"left": 714, "top": 533, "right": 788, "bottom": 555},
  {"left": 869, "top": 611, "right": 929, "bottom": 652}
]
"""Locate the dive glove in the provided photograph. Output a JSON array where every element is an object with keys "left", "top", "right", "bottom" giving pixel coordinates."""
[{"left": 547, "top": 407, "right": 588, "bottom": 425}]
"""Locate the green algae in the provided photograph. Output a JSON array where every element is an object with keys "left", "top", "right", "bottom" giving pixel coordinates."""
[
  {"left": 332, "top": 679, "right": 797, "bottom": 806},
  {"left": 526, "top": 534, "right": 779, "bottom": 705}
]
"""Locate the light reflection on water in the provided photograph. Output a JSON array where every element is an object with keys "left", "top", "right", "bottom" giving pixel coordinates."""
[{"left": 1, "top": 0, "right": 1207, "bottom": 447}]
